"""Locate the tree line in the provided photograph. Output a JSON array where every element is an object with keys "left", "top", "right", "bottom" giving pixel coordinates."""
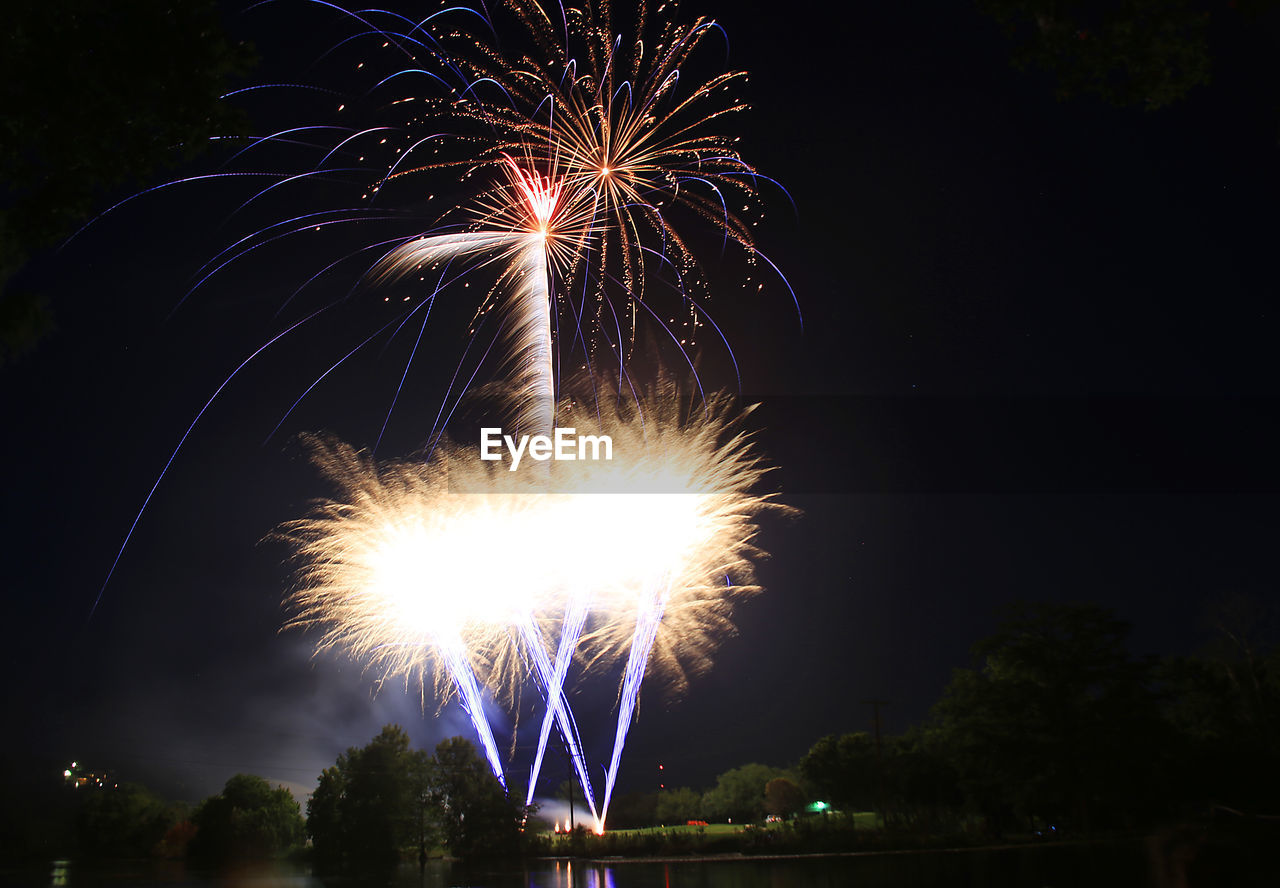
[
  {"left": 7, "top": 600, "right": 1276, "bottom": 865},
  {"left": 611, "top": 601, "right": 1280, "bottom": 839},
  {"left": 306, "top": 726, "right": 523, "bottom": 869},
  {"left": 2, "top": 729, "right": 520, "bottom": 866}
]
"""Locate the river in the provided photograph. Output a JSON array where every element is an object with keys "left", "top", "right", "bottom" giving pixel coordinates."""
[{"left": 4, "top": 840, "right": 1202, "bottom": 888}]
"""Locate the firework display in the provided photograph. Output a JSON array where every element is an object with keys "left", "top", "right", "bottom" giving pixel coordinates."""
[
  {"left": 94, "top": 0, "right": 794, "bottom": 831},
  {"left": 274, "top": 0, "right": 793, "bottom": 829},
  {"left": 281, "top": 385, "right": 784, "bottom": 827}
]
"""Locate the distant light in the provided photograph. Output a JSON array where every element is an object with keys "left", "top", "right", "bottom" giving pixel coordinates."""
[{"left": 63, "top": 769, "right": 71, "bottom": 777}]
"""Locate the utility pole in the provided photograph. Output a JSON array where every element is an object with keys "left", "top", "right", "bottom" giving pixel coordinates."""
[
  {"left": 860, "top": 698, "right": 889, "bottom": 827},
  {"left": 565, "top": 739, "right": 575, "bottom": 832}
]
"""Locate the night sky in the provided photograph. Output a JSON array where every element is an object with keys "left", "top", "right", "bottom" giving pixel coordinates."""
[{"left": 3, "top": 0, "right": 1278, "bottom": 806}]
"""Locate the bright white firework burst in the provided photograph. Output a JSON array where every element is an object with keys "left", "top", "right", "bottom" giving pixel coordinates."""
[{"left": 277, "top": 383, "right": 791, "bottom": 829}]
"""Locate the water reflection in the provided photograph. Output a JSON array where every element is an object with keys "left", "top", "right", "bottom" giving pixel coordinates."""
[
  {"left": 19, "top": 859, "right": 326, "bottom": 888},
  {"left": 389, "top": 842, "right": 1156, "bottom": 888},
  {"left": 533, "top": 859, "right": 617, "bottom": 888},
  {"left": 4, "top": 842, "right": 1162, "bottom": 888}
]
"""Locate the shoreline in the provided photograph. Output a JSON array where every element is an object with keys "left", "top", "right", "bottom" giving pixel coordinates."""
[{"left": 535, "top": 835, "right": 1134, "bottom": 865}]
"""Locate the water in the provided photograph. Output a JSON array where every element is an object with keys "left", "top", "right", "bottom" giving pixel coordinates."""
[{"left": 2, "top": 842, "right": 1181, "bottom": 888}]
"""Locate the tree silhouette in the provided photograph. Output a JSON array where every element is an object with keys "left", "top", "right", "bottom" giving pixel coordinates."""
[
  {"left": 933, "top": 602, "right": 1163, "bottom": 833},
  {"left": 187, "top": 773, "right": 303, "bottom": 862},
  {"left": 0, "top": 0, "right": 254, "bottom": 361}
]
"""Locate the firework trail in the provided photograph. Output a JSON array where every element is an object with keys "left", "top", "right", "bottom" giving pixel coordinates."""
[
  {"left": 520, "top": 603, "right": 597, "bottom": 821},
  {"left": 601, "top": 581, "right": 667, "bottom": 824},
  {"left": 370, "top": 157, "right": 581, "bottom": 439},
  {"left": 440, "top": 639, "right": 508, "bottom": 786}
]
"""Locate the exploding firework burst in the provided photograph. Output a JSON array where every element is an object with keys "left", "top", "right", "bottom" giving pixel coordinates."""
[
  {"left": 106, "top": 0, "right": 796, "bottom": 432},
  {"left": 277, "top": 380, "right": 789, "bottom": 825},
  {"left": 403, "top": 0, "right": 797, "bottom": 358}
]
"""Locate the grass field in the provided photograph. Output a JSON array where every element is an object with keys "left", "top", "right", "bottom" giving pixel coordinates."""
[
  {"left": 533, "top": 812, "right": 891, "bottom": 857},
  {"left": 567, "top": 813, "right": 880, "bottom": 837},
  {"left": 603, "top": 823, "right": 740, "bottom": 838}
]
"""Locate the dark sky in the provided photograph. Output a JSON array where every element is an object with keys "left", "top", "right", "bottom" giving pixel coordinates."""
[{"left": 3, "top": 0, "right": 1279, "bottom": 806}]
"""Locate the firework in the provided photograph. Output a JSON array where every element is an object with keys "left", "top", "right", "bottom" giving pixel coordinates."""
[
  {"left": 276, "top": 436, "right": 544, "bottom": 784},
  {"left": 445, "top": 0, "right": 767, "bottom": 306},
  {"left": 126, "top": 0, "right": 796, "bottom": 434},
  {"left": 277, "top": 381, "right": 787, "bottom": 825},
  {"left": 369, "top": 157, "right": 594, "bottom": 439},
  {"left": 524, "top": 597, "right": 592, "bottom": 813},
  {"left": 364, "top": 0, "right": 797, "bottom": 382}
]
